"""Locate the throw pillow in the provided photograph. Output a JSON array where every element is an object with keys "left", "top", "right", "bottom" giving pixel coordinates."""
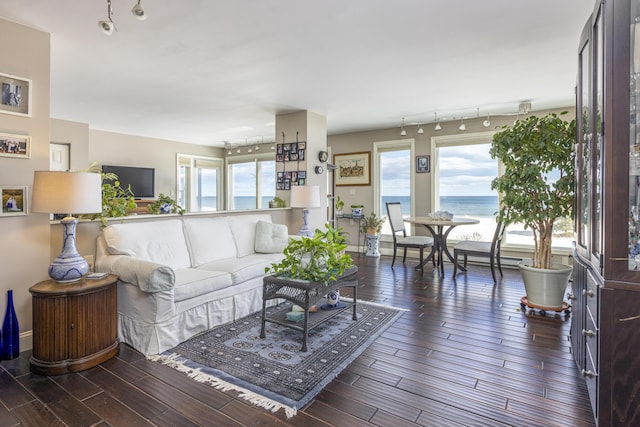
[{"left": 255, "top": 220, "right": 288, "bottom": 253}]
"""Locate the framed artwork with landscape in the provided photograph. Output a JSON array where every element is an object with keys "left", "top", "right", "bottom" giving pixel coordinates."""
[
  {"left": 334, "top": 151, "right": 371, "bottom": 186},
  {"left": 1, "top": 186, "right": 28, "bottom": 217},
  {"left": 0, "top": 73, "right": 31, "bottom": 117}
]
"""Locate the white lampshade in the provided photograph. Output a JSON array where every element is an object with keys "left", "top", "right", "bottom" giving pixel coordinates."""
[
  {"left": 32, "top": 171, "right": 102, "bottom": 215},
  {"left": 32, "top": 171, "right": 102, "bottom": 283},
  {"left": 290, "top": 185, "right": 321, "bottom": 208}
]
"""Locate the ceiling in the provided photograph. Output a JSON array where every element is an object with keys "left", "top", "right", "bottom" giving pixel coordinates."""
[{"left": 0, "top": 1, "right": 594, "bottom": 147}]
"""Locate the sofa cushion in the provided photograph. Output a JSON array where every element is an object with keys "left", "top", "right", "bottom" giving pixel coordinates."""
[
  {"left": 102, "top": 219, "right": 191, "bottom": 270},
  {"left": 183, "top": 217, "right": 238, "bottom": 267},
  {"left": 254, "top": 220, "right": 288, "bottom": 253},
  {"left": 228, "top": 214, "right": 272, "bottom": 257},
  {"left": 198, "top": 254, "right": 272, "bottom": 286},
  {"left": 173, "top": 268, "right": 233, "bottom": 302}
]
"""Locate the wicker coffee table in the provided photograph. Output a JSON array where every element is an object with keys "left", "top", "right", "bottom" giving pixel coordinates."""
[{"left": 260, "top": 266, "right": 358, "bottom": 351}]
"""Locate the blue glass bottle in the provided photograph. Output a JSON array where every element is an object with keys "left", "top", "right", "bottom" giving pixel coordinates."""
[{"left": 2, "top": 290, "right": 19, "bottom": 359}]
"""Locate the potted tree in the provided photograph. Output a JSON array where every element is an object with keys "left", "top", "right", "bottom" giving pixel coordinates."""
[
  {"left": 490, "top": 112, "right": 576, "bottom": 310},
  {"left": 360, "top": 212, "right": 386, "bottom": 257}
]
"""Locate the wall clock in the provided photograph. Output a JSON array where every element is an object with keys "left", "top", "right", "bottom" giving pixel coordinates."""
[{"left": 318, "top": 150, "right": 329, "bottom": 163}]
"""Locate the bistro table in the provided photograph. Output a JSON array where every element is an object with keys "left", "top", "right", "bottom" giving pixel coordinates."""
[{"left": 404, "top": 217, "right": 480, "bottom": 274}]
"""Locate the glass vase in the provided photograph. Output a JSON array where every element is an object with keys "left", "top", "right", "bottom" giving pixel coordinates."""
[{"left": 2, "top": 290, "right": 19, "bottom": 360}]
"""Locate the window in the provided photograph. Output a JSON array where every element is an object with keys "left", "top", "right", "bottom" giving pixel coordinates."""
[
  {"left": 227, "top": 155, "right": 275, "bottom": 210},
  {"left": 177, "top": 154, "right": 222, "bottom": 212},
  {"left": 374, "top": 139, "right": 414, "bottom": 235},
  {"left": 433, "top": 132, "right": 573, "bottom": 249},
  {"left": 433, "top": 132, "right": 498, "bottom": 242}
]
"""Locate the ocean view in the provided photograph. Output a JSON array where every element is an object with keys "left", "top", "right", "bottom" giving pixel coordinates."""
[{"left": 199, "top": 195, "right": 499, "bottom": 217}]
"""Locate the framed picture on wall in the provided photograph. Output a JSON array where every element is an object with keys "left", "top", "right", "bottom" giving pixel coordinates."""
[
  {"left": 1, "top": 186, "right": 28, "bottom": 216},
  {"left": 0, "top": 133, "right": 31, "bottom": 159},
  {"left": 334, "top": 151, "right": 371, "bottom": 186},
  {"left": 0, "top": 73, "right": 31, "bottom": 117},
  {"left": 416, "top": 155, "right": 430, "bottom": 173}
]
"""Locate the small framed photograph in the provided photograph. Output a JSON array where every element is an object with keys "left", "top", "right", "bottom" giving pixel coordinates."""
[
  {"left": 298, "top": 149, "right": 305, "bottom": 160},
  {"left": 334, "top": 151, "right": 371, "bottom": 186},
  {"left": 1, "top": 186, "right": 28, "bottom": 216},
  {"left": 298, "top": 142, "right": 306, "bottom": 150},
  {"left": 0, "top": 133, "right": 31, "bottom": 159},
  {"left": 0, "top": 73, "right": 31, "bottom": 117},
  {"left": 416, "top": 155, "right": 430, "bottom": 173}
]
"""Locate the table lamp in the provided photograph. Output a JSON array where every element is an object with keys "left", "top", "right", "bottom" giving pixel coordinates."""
[
  {"left": 32, "top": 171, "right": 103, "bottom": 283},
  {"left": 290, "top": 185, "right": 321, "bottom": 237}
]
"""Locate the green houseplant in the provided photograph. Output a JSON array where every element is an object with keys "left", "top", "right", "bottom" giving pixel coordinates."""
[
  {"left": 268, "top": 196, "right": 286, "bottom": 208},
  {"left": 490, "top": 112, "right": 576, "bottom": 308},
  {"left": 80, "top": 161, "right": 138, "bottom": 227},
  {"left": 335, "top": 195, "right": 345, "bottom": 215},
  {"left": 266, "top": 223, "right": 353, "bottom": 284},
  {"left": 148, "top": 193, "right": 185, "bottom": 215},
  {"left": 360, "top": 211, "right": 386, "bottom": 235}
]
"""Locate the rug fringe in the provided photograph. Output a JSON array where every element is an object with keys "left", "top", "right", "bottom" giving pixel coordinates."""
[{"left": 147, "top": 353, "right": 298, "bottom": 418}]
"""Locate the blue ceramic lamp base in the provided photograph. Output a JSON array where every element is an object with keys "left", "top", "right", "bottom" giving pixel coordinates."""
[{"left": 49, "top": 217, "right": 89, "bottom": 283}]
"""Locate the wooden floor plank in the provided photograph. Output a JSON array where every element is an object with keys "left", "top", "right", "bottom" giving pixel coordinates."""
[{"left": 0, "top": 254, "right": 595, "bottom": 426}]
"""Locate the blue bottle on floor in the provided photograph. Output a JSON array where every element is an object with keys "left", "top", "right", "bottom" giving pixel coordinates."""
[{"left": 2, "top": 290, "right": 19, "bottom": 360}]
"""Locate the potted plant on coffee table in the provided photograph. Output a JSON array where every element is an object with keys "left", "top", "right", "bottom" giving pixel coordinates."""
[
  {"left": 490, "top": 111, "right": 576, "bottom": 313},
  {"left": 266, "top": 223, "right": 353, "bottom": 283},
  {"left": 360, "top": 212, "right": 386, "bottom": 257}
]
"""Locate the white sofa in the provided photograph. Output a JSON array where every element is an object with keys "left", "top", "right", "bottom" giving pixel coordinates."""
[{"left": 94, "top": 214, "right": 288, "bottom": 356}]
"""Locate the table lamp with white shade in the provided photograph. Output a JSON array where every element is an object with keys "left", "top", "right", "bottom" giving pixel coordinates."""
[
  {"left": 32, "top": 171, "right": 103, "bottom": 283},
  {"left": 290, "top": 185, "right": 321, "bottom": 237}
]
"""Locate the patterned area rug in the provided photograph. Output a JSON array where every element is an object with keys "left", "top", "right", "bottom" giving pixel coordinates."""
[{"left": 149, "top": 300, "right": 405, "bottom": 418}]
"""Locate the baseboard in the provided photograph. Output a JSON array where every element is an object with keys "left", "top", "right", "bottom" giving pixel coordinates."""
[{"left": 20, "top": 330, "right": 33, "bottom": 352}]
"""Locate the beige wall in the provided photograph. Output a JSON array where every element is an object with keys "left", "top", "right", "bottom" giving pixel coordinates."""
[
  {"left": 0, "top": 18, "right": 50, "bottom": 342},
  {"left": 328, "top": 107, "right": 576, "bottom": 250}
]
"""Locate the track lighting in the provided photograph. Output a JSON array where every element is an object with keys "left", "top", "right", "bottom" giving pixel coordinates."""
[
  {"left": 228, "top": 149, "right": 232, "bottom": 155},
  {"left": 400, "top": 117, "right": 407, "bottom": 136},
  {"left": 417, "top": 123, "right": 424, "bottom": 134},
  {"left": 131, "top": 0, "right": 147, "bottom": 20},
  {"left": 98, "top": 0, "right": 116, "bottom": 35},
  {"left": 458, "top": 118, "right": 466, "bottom": 131},
  {"left": 483, "top": 114, "right": 491, "bottom": 127},
  {"left": 255, "top": 145, "right": 260, "bottom": 151},
  {"left": 434, "top": 113, "right": 442, "bottom": 131}
]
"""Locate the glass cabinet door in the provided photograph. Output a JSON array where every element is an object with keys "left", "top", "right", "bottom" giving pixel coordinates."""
[{"left": 630, "top": 0, "right": 640, "bottom": 270}]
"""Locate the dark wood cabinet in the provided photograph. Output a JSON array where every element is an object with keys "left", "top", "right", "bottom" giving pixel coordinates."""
[
  {"left": 573, "top": 1, "right": 640, "bottom": 425},
  {"left": 29, "top": 275, "right": 119, "bottom": 376}
]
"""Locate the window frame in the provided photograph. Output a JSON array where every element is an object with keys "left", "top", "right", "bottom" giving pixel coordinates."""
[
  {"left": 373, "top": 138, "right": 416, "bottom": 236},
  {"left": 177, "top": 153, "right": 223, "bottom": 213},
  {"left": 226, "top": 152, "right": 276, "bottom": 210}
]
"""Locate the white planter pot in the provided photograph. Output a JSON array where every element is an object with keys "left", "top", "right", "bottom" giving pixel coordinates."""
[
  {"left": 365, "top": 234, "right": 380, "bottom": 257},
  {"left": 518, "top": 261, "right": 572, "bottom": 308}
]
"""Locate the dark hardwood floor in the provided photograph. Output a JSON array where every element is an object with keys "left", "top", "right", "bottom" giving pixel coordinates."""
[{"left": 0, "top": 253, "right": 595, "bottom": 427}]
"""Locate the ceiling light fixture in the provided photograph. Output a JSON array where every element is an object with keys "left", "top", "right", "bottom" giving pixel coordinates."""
[
  {"left": 400, "top": 117, "right": 407, "bottom": 136},
  {"left": 483, "top": 113, "right": 491, "bottom": 127},
  {"left": 98, "top": 0, "right": 116, "bottom": 35},
  {"left": 131, "top": 0, "right": 147, "bottom": 20},
  {"left": 434, "top": 113, "right": 442, "bottom": 131},
  {"left": 417, "top": 123, "right": 424, "bottom": 134},
  {"left": 519, "top": 101, "right": 532, "bottom": 115},
  {"left": 458, "top": 118, "right": 466, "bottom": 131}
]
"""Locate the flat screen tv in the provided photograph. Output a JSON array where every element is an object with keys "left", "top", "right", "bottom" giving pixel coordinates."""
[{"left": 102, "top": 165, "right": 155, "bottom": 199}]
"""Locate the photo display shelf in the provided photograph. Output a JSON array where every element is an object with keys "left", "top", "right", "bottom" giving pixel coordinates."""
[{"left": 276, "top": 141, "right": 307, "bottom": 190}]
